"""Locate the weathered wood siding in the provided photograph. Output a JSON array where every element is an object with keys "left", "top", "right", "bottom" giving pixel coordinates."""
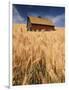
[
  {"left": 30, "top": 24, "right": 55, "bottom": 31},
  {"left": 27, "top": 17, "right": 32, "bottom": 31}
]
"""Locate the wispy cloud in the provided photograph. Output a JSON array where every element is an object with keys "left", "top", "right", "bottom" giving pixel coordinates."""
[
  {"left": 45, "top": 14, "right": 65, "bottom": 27},
  {"left": 13, "top": 6, "right": 25, "bottom": 23},
  {"left": 53, "top": 14, "right": 65, "bottom": 27}
]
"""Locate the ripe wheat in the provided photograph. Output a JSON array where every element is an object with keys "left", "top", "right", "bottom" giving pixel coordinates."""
[{"left": 12, "top": 24, "right": 65, "bottom": 85}]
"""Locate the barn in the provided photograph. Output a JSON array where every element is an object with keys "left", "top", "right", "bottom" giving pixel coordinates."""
[{"left": 27, "top": 16, "right": 55, "bottom": 31}]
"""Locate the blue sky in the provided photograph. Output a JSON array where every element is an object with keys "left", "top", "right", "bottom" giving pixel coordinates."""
[{"left": 13, "top": 4, "right": 65, "bottom": 27}]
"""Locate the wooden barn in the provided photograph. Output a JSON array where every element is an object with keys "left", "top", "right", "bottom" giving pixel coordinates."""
[{"left": 27, "top": 16, "right": 55, "bottom": 31}]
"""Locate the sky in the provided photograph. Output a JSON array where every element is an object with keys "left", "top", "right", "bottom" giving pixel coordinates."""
[{"left": 13, "top": 4, "right": 65, "bottom": 27}]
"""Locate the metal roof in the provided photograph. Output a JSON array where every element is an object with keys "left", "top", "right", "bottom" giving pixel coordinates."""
[{"left": 28, "top": 16, "right": 54, "bottom": 26}]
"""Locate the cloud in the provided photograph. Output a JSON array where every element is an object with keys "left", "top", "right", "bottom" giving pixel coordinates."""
[
  {"left": 13, "top": 6, "right": 25, "bottom": 23},
  {"left": 53, "top": 14, "right": 65, "bottom": 27},
  {"left": 44, "top": 13, "right": 65, "bottom": 27}
]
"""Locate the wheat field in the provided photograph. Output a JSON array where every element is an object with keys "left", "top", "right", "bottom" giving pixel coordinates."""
[{"left": 12, "top": 24, "right": 65, "bottom": 85}]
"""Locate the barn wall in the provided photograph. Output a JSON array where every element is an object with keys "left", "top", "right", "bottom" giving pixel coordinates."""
[
  {"left": 31, "top": 24, "right": 55, "bottom": 31},
  {"left": 27, "top": 17, "right": 32, "bottom": 31}
]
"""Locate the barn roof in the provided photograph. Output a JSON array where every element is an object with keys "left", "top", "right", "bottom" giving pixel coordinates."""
[{"left": 28, "top": 16, "right": 54, "bottom": 26}]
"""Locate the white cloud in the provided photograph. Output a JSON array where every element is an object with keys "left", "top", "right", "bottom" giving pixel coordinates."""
[
  {"left": 53, "top": 14, "right": 65, "bottom": 25},
  {"left": 13, "top": 6, "right": 25, "bottom": 23},
  {"left": 44, "top": 14, "right": 65, "bottom": 27}
]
